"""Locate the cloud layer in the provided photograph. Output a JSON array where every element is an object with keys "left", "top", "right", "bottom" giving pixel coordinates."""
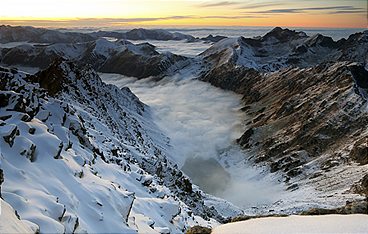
[{"left": 99, "top": 73, "right": 284, "bottom": 207}]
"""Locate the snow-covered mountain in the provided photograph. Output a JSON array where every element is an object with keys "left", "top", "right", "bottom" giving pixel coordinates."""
[
  {"left": 0, "top": 25, "right": 95, "bottom": 44},
  {"left": 90, "top": 28, "right": 196, "bottom": 42},
  {"left": 0, "top": 60, "right": 243, "bottom": 233},
  {"left": 0, "top": 38, "right": 189, "bottom": 78},
  {"left": 200, "top": 27, "right": 368, "bottom": 74},
  {"left": 0, "top": 25, "right": 206, "bottom": 43},
  {"left": 199, "top": 28, "right": 368, "bottom": 213}
]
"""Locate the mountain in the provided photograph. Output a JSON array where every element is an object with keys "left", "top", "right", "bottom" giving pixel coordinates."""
[
  {"left": 0, "top": 61, "right": 242, "bottom": 233},
  {"left": 199, "top": 27, "right": 368, "bottom": 209},
  {"left": 0, "top": 38, "right": 189, "bottom": 78},
  {"left": 200, "top": 34, "right": 228, "bottom": 43},
  {"left": 90, "top": 28, "right": 196, "bottom": 41},
  {"left": 200, "top": 27, "right": 368, "bottom": 74},
  {"left": 1, "top": 26, "right": 368, "bottom": 232},
  {"left": 0, "top": 25, "right": 95, "bottom": 43},
  {"left": 0, "top": 25, "right": 230, "bottom": 45}
]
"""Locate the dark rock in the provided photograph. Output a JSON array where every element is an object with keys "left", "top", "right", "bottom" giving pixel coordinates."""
[
  {"left": 237, "top": 128, "right": 254, "bottom": 148},
  {"left": 201, "top": 34, "right": 227, "bottom": 43},
  {"left": 20, "top": 143, "right": 37, "bottom": 162},
  {"left": 361, "top": 174, "right": 368, "bottom": 195},
  {"left": 286, "top": 183, "right": 299, "bottom": 191},
  {"left": 3, "top": 125, "right": 19, "bottom": 147},
  {"left": 263, "top": 27, "right": 307, "bottom": 43},
  {"left": 293, "top": 45, "right": 308, "bottom": 54},
  {"left": 31, "top": 59, "right": 66, "bottom": 96},
  {"left": 29, "top": 127, "right": 36, "bottom": 134},
  {"left": 301, "top": 200, "right": 368, "bottom": 215},
  {"left": 54, "top": 142, "right": 63, "bottom": 159},
  {"left": 306, "top": 34, "right": 337, "bottom": 49},
  {"left": 349, "top": 64, "right": 368, "bottom": 98},
  {"left": 350, "top": 139, "right": 368, "bottom": 165},
  {"left": 100, "top": 50, "right": 187, "bottom": 79},
  {"left": 0, "top": 168, "right": 3, "bottom": 197},
  {"left": 0, "top": 115, "right": 12, "bottom": 121},
  {"left": 229, "top": 214, "right": 288, "bottom": 223},
  {"left": 186, "top": 225, "right": 211, "bottom": 234},
  {"left": 275, "top": 101, "right": 295, "bottom": 118}
]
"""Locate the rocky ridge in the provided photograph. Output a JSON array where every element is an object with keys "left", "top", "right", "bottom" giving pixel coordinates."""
[
  {"left": 0, "top": 38, "right": 189, "bottom": 78},
  {"left": 0, "top": 61, "right": 241, "bottom": 233},
  {"left": 200, "top": 28, "right": 368, "bottom": 208}
]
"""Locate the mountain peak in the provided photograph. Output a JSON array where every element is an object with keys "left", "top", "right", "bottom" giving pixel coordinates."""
[{"left": 263, "top": 27, "right": 307, "bottom": 42}]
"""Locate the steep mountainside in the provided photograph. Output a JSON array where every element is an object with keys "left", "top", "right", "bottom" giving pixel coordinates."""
[
  {"left": 200, "top": 28, "right": 368, "bottom": 207},
  {"left": 0, "top": 61, "right": 241, "bottom": 233}
]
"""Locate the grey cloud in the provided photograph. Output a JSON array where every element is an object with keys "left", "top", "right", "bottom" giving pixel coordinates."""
[
  {"left": 248, "top": 5, "right": 364, "bottom": 14},
  {"left": 197, "top": 1, "right": 240, "bottom": 7},
  {"left": 238, "top": 2, "right": 285, "bottom": 10}
]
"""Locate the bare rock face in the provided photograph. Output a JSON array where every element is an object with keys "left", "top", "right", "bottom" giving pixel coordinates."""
[
  {"left": 30, "top": 59, "right": 67, "bottom": 96},
  {"left": 301, "top": 200, "right": 368, "bottom": 215},
  {"left": 361, "top": 174, "right": 368, "bottom": 196},
  {"left": 0, "top": 168, "right": 3, "bottom": 197},
  {"left": 350, "top": 139, "right": 368, "bottom": 165},
  {"left": 100, "top": 49, "right": 188, "bottom": 79},
  {"left": 201, "top": 58, "right": 368, "bottom": 201},
  {"left": 237, "top": 128, "right": 254, "bottom": 149},
  {"left": 199, "top": 29, "right": 368, "bottom": 195},
  {"left": 240, "top": 63, "right": 368, "bottom": 179}
]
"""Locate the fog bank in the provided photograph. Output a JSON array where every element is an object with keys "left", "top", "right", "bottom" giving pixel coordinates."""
[{"left": 100, "top": 73, "right": 283, "bottom": 208}]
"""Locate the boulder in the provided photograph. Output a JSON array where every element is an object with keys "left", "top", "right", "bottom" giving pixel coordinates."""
[
  {"left": 186, "top": 226, "right": 211, "bottom": 234},
  {"left": 350, "top": 139, "right": 368, "bottom": 165}
]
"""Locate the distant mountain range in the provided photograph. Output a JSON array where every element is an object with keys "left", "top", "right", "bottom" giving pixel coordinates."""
[{"left": 0, "top": 25, "right": 227, "bottom": 43}]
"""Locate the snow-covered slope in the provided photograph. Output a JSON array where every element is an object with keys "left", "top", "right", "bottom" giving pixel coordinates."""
[
  {"left": 212, "top": 215, "right": 368, "bottom": 234},
  {"left": 200, "top": 27, "right": 368, "bottom": 73},
  {"left": 0, "top": 199, "right": 35, "bottom": 233},
  {"left": 0, "top": 61, "right": 242, "bottom": 233},
  {"left": 0, "top": 38, "right": 190, "bottom": 78}
]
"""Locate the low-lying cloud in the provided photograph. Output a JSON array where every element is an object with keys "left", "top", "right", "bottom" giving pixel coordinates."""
[{"left": 100, "top": 73, "right": 284, "bottom": 208}]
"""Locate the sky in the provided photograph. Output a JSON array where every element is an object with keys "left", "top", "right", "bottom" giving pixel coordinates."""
[{"left": 0, "top": 0, "right": 367, "bottom": 28}]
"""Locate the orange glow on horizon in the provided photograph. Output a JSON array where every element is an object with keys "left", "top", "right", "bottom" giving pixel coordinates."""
[{"left": 0, "top": 0, "right": 366, "bottom": 29}]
